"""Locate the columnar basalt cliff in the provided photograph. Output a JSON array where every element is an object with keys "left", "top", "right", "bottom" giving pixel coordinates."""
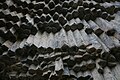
[{"left": 0, "top": 0, "right": 120, "bottom": 80}]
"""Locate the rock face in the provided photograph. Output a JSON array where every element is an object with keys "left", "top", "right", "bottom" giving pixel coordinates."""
[{"left": 0, "top": 0, "right": 120, "bottom": 80}]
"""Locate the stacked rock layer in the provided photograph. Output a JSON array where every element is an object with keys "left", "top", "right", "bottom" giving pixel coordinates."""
[{"left": 0, "top": 0, "right": 120, "bottom": 80}]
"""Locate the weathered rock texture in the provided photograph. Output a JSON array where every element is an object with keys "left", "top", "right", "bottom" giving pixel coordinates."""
[{"left": 0, "top": 0, "right": 120, "bottom": 80}]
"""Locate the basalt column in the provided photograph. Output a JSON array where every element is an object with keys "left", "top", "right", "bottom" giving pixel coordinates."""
[{"left": 0, "top": 0, "right": 120, "bottom": 80}]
